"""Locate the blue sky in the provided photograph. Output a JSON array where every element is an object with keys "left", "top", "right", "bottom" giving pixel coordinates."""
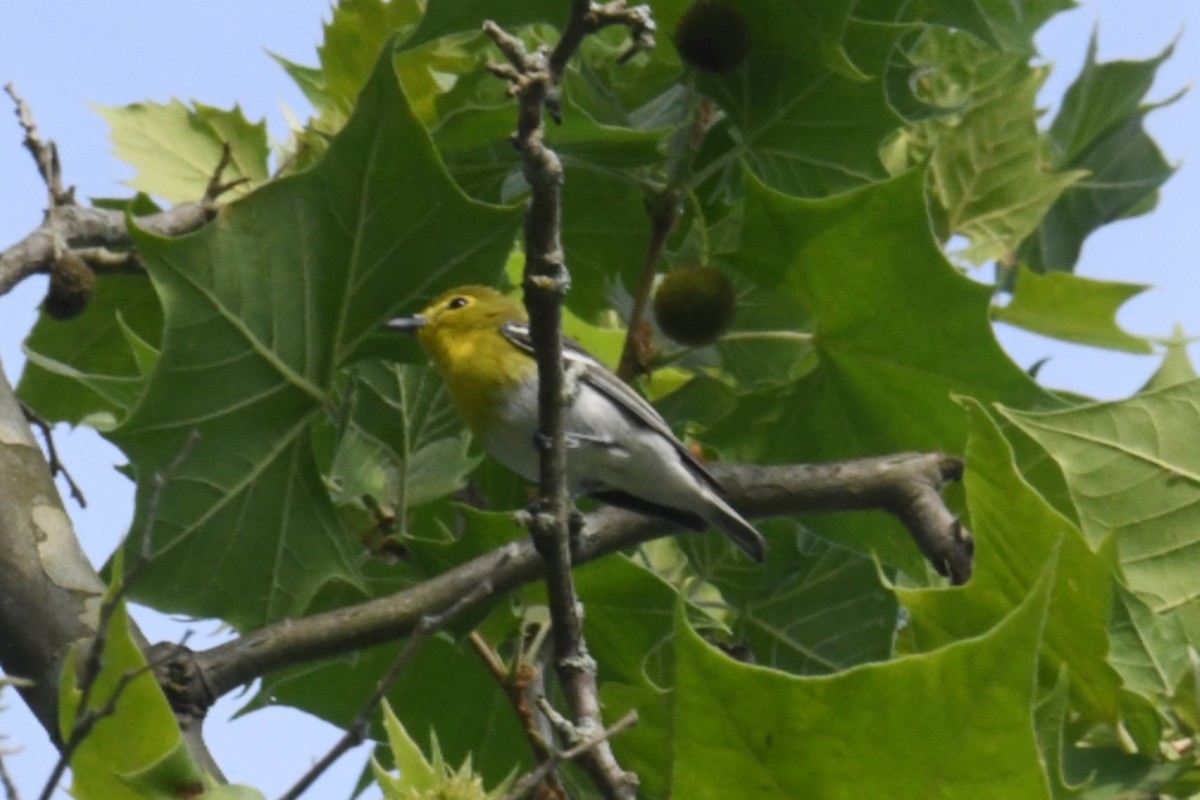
[{"left": 0, "top": 2, "right": 1196, "bottom": 797}]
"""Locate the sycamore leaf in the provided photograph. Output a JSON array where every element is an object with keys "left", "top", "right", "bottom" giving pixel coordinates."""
[
  {"left": 693, "top": 12, "right": 905, "bottom": 198},
  {"left": 1022, "top": 35, "right": 1180, "bottom": 272},
  {"left": 109, "top": 43, "right": 522, "bottom": 628},
  {"left": 717, "top": 170, "right": 1054, "bottom": 463},
  {"left": 1141, "top": 325, "right": 1199, "bottom": 392},
  {"left": 95, "top": 101, "right": 269, "bottom": 204},
  {"left": 405, "top": 0, "right": 565, "bottom": 51},
  {"left": 326, "top": 361, "right": 479, "bottom": 519},
  {"left": 19, "top": 274, "right": 162, "bottom": 428},
  {"left": 1035, "top": 671, "right": 1088, "bottom": 799},
  {"left": 60, "top": 598, "right": 198, "bottom": 799},
  {"left": 705, "top": 170, "right": 1054, "bottom": 569},
  {"left": 573, "top": 555, "right": 687, "bottom": 688},
  {"left": 317, "top": 0, "right": 424, "bottom": 116},
  {"left": 433, "top": 98, "right": 668, "bottom": 204},
  {"left": 1108, "top": 582, "right": 1190, "bottom": 698},
  {"left": 684, "top": 0, "right": 866, "bottom": 80},
  {"left": 999, "top": 381, "right": 1200, "bottom": 640},
  {"left": 929, "top": 67, "right": 1086, "bottom": 264},
  {"left": 275, "top": 0, "right": 423, "bottom": 124},
  {"left": 899, "top": 400, "right": 1121, "bottom": 724},
  {"left": 680, "top": 523, "right": 898, "bottom": 675},
  {"left": 1049, "top": 34, "right": 1176, "bottom": 167},
  {"left": 858, "top": 0, "right": 1074, "bottom": 55},
  {"left": 994, "top": 266, "right": 1152, "bottom": 353},
  {"left": 669, "top": 557, "right": 1055, "bottom": 799}
]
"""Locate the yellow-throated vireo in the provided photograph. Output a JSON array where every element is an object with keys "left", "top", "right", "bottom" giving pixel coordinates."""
[{"left": 386, "top": 286, "right": 766, "bottom": 562}]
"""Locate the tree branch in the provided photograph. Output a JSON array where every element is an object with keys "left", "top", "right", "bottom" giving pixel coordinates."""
[
  {"left": 0, "top": 201, "right": 212, "bottom": 297},
  {"left": 0, "top": 357, "right": 223, "bottom": 778},
  {"left": 2, "top": 88, "right": 243, "bottom": 303},
  {"left": 188, "top": 452, "right": 970, "bottom": 700},
  {"left": 0, "top": 353, "right": 109, "bottom": 739}
]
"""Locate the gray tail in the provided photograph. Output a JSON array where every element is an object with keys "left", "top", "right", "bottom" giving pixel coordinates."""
[
  {"left": 704, "top": 499, "right": 767, "bottom": 563},
  {"left": 587, "top": 489, "right": 766, "bottom": 562}
]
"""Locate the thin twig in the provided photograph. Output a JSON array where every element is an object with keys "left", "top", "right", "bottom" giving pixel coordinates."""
[
  {"left": 0, "top": 749, "right": 19, "bottom": 800},
  {"left": 4, "top": 83, "right": 71, "bottom": 206},
  {"left": 501, "top": 710, "right": 639, "bottom": 800},
  {"left": 467, "top": 632, "right": 566, "bottom": 798},
  {"left": 485, "top": 5, "right": 652, "bottom": 797},
  {"left": 617, "top": 189, "right": 680, "bottom": 382},
  {"left": 277, "top": 579, "right": 498, "bottom": 800},
  {"left": 203, "top": 142, "right": 249, "bottom": 202},
  {"left": 134, "top": 431, "right": 201, "bottom": 569},
  {"left": 19, "top": 402, "right": 86, "bottom": 508}
]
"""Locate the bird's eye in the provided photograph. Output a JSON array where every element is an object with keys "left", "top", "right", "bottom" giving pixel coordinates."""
[{"left": 447, "top": 296, "right": 469, "bottom": 310}]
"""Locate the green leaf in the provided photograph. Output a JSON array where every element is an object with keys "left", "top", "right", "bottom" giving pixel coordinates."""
[
  {"left": 405, "top": 0, "right": 564, "bottom": 52},
  {"left": 928, "top": 67, "right": 1086, "bottom": 263},
  {"left": 1034, "top": 671, "right": 1087, "bottom": 799},
  {"left": 317, "top": 0, "right": 424, "bottom": 117},
  {"left": 373, "top": 702, "right": 438, "bottom": 795},
  {"left": 600, "top": 682, "right": 673, "bottom": 798},
  {"left": 899, "top": 400, "right": 1121, "bottom": 723},
  {"left": 703, "top": 170, "right": 1054, "bottom": 569},
  {"left": 1022, "top": 36, "right": 1180, "bottom": 272},
  {"left": 719, "top": 170, "right": 1054, "bottom": 463},
  {"left": 559, "top": 168, "right": 653, "bottom": 318},
  {"left": 684, "top": 523, "right": 898, "bottom": 675},
  {"left": 199, "top": 786, "right": 268, "bottom": 800},
  {"left": 999, "top": 381, "right": 1200, "bottom": 638},
  {"left": 434, "top": 99, "right": 667, "bottom": 204},
  {"left": 95, "top": 101, "right": 269, "bottom": 204},
  {"left": 19, "top": 275, "right": 162, "bottom": 428},
  {"left": 1062, "top": 746, "right": 1192, "bottom": 800},
  {"left": 1141, "top": 326, "right": 1198, "bottom": 392},
  {"left": 857, "top": 0, "right": 1075, "bottom": 55},
  {"left": 109, "top": 42, "right": 522, "bottom": 628},
  {"left": 678, "top": 0, "right": 866, "bottom": 80},
  {"left": 327, "top": 362, "right": 480, "bottom": 516},
  {"left": 1048, "top": 35, "right": 1175, "bottom": 168},
  {"left": 575, "top": 555, "right": 684, "bottom": 688},
  {"left": 692, "top": 13, "right": 905, "bottom": 198},
  {"left": 60, "top": 599, "right": 202, "bottom": 800},
  {"left": 669, "top": 555, "right": 1056, "bottom": 799},
  {"left": 994, "top": 266, "right": 1152, "bottom": 353},
  {"left": 1108, "top": 582, "right": 1189, "bottom": 698},
  {"left": 118, "top": 743, "right": 224, "bottom": 799}
]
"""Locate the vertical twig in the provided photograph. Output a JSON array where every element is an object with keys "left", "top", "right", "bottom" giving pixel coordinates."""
[{"left": 484, "top": 4, "right": 652, "bottom": 797}]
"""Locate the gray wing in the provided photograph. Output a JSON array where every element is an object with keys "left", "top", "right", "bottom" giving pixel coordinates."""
[{"left": 500, "top": 322, "right": 726, "bottom": 494}]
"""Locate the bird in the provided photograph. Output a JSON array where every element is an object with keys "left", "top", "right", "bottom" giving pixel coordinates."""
[{"left": 385, "top": 285, "right": 766, "bottom": 562}]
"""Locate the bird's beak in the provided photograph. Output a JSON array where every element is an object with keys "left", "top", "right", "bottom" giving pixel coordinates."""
[{"left": 385, "top": 315, "right": 427, "bottom": 334}]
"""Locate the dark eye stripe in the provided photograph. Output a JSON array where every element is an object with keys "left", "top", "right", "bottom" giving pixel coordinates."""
[{"left": 447, "top": 296, "right": 469, "bottom": 309}]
